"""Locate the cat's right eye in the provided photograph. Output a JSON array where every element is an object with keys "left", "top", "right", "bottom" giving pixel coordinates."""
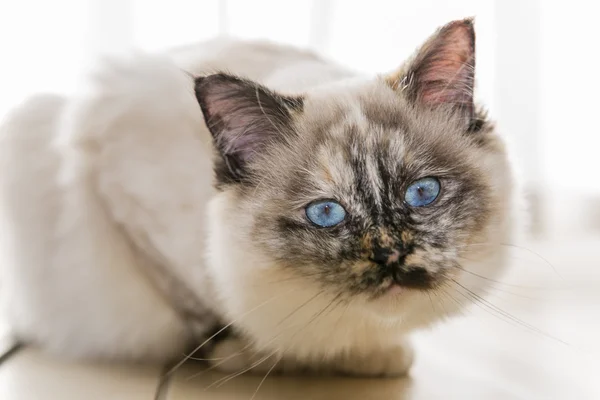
[
  {"left": 405, "top": 177, "right": 441, "bottom": 207},
  {"left": 305, "top": 200, "right": 346, "bottom": 227}
]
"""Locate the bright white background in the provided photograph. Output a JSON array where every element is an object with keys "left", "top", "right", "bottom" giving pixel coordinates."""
[{"left": 0, "top": 0, "right": 599, "bottom": 235}]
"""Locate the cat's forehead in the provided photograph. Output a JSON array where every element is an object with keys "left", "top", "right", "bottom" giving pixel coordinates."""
[
  {"left": 300, "top": 79, "right": 406, "bottom": 136},
  {"left": 296, "top": 79, "right": 474, "bottom": 175}
]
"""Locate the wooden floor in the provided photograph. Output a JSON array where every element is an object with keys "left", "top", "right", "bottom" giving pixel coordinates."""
[{"left": 1, "top": 235, "right": 599, "bottom": 399}]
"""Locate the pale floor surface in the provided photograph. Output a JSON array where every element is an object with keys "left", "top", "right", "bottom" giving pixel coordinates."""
[{"left": 1, "top": 235, "right": 599, "bottom": 399}]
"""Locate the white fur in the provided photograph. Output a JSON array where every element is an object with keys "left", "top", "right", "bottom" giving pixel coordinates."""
[{"left": 0, "top": 39, "right": 515, "bottom": 374}]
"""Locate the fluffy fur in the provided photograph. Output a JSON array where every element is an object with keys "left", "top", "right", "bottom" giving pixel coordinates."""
[{"left": 0, "top": 19, "right": 516, "bottom": 376}]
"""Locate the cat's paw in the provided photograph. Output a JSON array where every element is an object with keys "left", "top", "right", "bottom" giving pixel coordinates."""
[
  {"left": 208, "top": 337, "right": 279, "bottom": 375},
  {"left": 332, "top": 341, "right": 414, "bottom": 377},
  {"left": 208, "top": 337, "right": 413, "bottom": 378}
]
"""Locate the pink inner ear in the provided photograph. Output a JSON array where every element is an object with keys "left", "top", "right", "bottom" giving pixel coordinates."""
[
  {"left": 201, "top": 86, "right": 269, "bottom": 159},
  {"left": 415, "top": 21, "right": 475, "bottom": 107}
]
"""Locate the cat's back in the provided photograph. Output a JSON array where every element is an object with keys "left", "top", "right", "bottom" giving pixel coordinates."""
[
  {"left": 0, "top": 94, "right": 67, "bottom": 338},
  {"left": 0, "top": 94, "right": 65, "bottom": 264},
  {"left": 169, "top": 37, "right": 355, "bottom": 92}
]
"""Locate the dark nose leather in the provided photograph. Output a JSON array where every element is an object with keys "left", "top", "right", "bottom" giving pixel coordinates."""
[{"left": 370, "top": 247, "right": 393, "bottom": 265}]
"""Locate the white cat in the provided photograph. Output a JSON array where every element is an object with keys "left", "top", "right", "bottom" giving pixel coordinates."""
[{"left": 0, "top": 19, "right": 515, "bottom": 376}]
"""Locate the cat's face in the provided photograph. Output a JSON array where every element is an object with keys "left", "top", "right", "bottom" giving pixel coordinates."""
[
  {"left": 240, "top": 93, "right": 505, "bottom": 300},
  {"left": 196, "top": 19, "right": 514, "bottom": 326}
]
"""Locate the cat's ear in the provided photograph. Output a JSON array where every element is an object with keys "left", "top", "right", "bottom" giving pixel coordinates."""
[
  {"left": 386, "top": 18, "right": 476, "bottom": 124},
  {"left": 195, "top": 73, "right": 303, "bottom": 183}
]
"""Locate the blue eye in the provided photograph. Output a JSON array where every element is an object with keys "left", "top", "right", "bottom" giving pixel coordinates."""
[
  {"left": 305, "top": 200, "right": 346, "bottom": 227},
  {"left": 405, "top": 177, "right": 441, "bottom": 207}
]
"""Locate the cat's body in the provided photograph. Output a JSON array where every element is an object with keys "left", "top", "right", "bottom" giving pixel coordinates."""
[{"left": 0, "top": 20, "right": 516, "bottom": 375}]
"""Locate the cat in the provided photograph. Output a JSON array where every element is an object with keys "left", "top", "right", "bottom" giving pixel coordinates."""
[{"left": 0, "top": 18, "right": 516, "bottom": 376}]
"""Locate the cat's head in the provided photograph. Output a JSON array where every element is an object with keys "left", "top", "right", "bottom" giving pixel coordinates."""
[{"left": 195, "top": 19, "right": 514, "bottom": 332}]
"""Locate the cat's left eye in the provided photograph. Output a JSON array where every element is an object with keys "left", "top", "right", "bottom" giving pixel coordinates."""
[
  {"left": 305, "top": 200, "right": 346, "bottom": 227},
  {"left": 405, "top": 177, "right": 441, "bottom": 207}
]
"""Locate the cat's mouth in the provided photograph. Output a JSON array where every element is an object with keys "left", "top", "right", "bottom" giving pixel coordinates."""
[
  {"left": 390, "top": 265, "right": 436, "bottom": 289},
  {"left": 359, "top": 264, "right": 445, "bottom": 300}
]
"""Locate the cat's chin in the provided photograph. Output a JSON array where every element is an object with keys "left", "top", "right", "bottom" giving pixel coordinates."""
[
  {"left": 364, "top": 287, "right": 424, "bottom": 313},
  {"left": 385, "top": 283, "right": 405, "bottom": 296},
  {"left": 371, "top": 281, "right": 427, "bottom": 301},
  {"left": 358, "top": 284, "right": 456, "bottom": 328}
]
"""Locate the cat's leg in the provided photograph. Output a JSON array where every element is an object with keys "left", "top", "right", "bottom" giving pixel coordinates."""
[
  {"left": 208, "top": 336, "right": 282, "bottom": 375},
  {"left": 321, "top": 340, "right": 414, "bottom": 377},
  {"left": 208, "top": 336, "right": 413, "bottom": 377},
  {"left": 208, "top": 336, "right": 311, "bottom": 376}
]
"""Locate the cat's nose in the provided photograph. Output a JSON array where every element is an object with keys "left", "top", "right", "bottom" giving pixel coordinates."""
[{"left": 369, "top": 247, "right": 401, "bottom": 266}]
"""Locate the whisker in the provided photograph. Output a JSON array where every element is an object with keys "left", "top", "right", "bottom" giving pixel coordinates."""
[
  {"left": 326, "top": 296, "right": 353, "bottom": 350},
  {"left": 250, "top": 355, "right": 282, "bottom": 400},
  {"left": 453, "top": 261, "right": 553, "bottom": 294},
  {"left": 274, "top": 289, "right": 326, "bottom": 329},
  {"left": 190, "top": 290, "right": 328, "bottom": 385},
  {"left": 426, "top": 292, "right": 436, "bottom": 316},
  {"left": 500, "top": 243, "right": 563, "bottom": 279},
  {"left": 261, "top": 271, "right": 324, "bottom": 286},
  {"left": 448, "top": 279, "right": 570, "bottom": 346},
  {"left": 166, "top": 288, "right": 296, "bottom": 376},
  {"left": 187, "top": 290, "right": 327, "bottom": 381},
  {"left": 263, "top": 292, "right": 343, "bottom": 380},
  {"left": 186, "top": 328, "right": 284, "bottom": 381},
  {"left": 431, "top": 285, "right": 457, "bottom": 318},
  {"left": 483, "top": 285, "right": 542, "bottom": 301},
  {"left": 454, "top": 242, "right": 561, "bottom": 278},
  {"left": 186, "top": 340, "right": 257, "bottom": 376},
  {"left": 436, "top": 290, "right": 466, "bottom": 318},
  {"left": 206, "top": 292, "right": 342, "bottom": 392},
  {"left": 168, "top": 327, "right": 232, "bottom": 376},
  {"left": 207, "top": 350, "right": 279, "bottom": 390}
]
